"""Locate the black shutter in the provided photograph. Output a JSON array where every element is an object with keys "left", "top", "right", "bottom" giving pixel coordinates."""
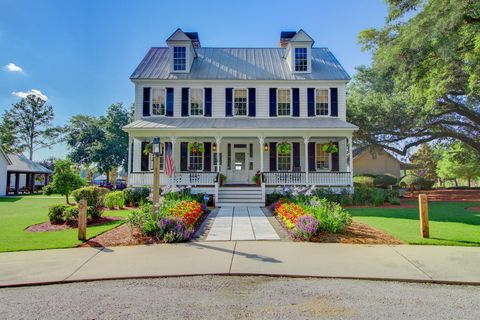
[
  {"left": 141, "top": 141, "right": 149, "bottom": 171},
  {"left": 292, "top": 142, "right": 300, "bottom": 170},
  {"left": 225, "top": 88, "right": 233, "bottom": 117},
  {"left": 204, "top": 142, "right": 211, "bottom": 172},
  {"left": 269, "top": 142, "right": 277, "bottom": 171},
  {"left": 180, "top": 142, "right": 188, "bottom": 171},
  {"left": 331, "top": 142, "right": 339, "bottom": 171},
  {"left": 166, "top": 88, "right": 174, "bottom": 117},
  {"left": 308, "top": 142, "right": 316, "bottom": 171},
  {"left": 143, "top": 87, "right": 151, "bottom": 116},
  {"left": 330, "top": 88, "right": 338, "bottom": 117},
  {"left": 307, "top": 88, "right": 315, "bottom": 117},
  {"left": 292, "top": 88, "right": 300, "bottom": 117},
  {"left": 204, "top": 88, "right": 212, "bottom": 117},
  {"left": 248, "top": 88, "right": 256, "bottom": 117},
  {"left": 181, "top": 88, "right": 189, "bottom": 116},
  {"left": 269, "top": 88, "right": 277, "bottom": 117}
]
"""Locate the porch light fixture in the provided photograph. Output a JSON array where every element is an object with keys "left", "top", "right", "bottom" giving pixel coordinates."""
[
  {"left": 212, "top": 143, "right": 217, "bottom": 152},
  {"left": 152, "top": 137, "right": 161, "bottom": 155},
  {"left": 264, "top": 143, "right": 269, "bottom": 152}
]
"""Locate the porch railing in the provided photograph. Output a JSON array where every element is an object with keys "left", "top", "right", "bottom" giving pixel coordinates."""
[
  {"left": 128, "top": 172, "right": 218, "bottom": 187},
  {"left": 262, "top": 172, "right": 352, "bottom": 187}
]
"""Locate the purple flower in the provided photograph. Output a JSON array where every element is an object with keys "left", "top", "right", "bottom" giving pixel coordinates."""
[{"left": 293, "top": 215, "right": 320, "bottom": 241}]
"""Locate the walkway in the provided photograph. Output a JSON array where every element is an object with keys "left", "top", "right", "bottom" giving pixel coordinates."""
[
  {"left": 206, "top": 207, "right": 280, "bottom": 241},
  {"left": 1, "top": 243, "right": 480, "bottom": 287}
]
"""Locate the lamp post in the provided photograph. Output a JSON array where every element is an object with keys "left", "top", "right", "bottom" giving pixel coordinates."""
[{"left": 152, "top": 137, "right": 162, "bottom": 219}]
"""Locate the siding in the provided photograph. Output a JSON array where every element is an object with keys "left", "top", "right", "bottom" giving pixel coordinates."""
[
  {"left": 0, "top": 155, "right": 7, "bottom": 196},
  {"left": 353, "top": 151, "right": 401, "bottom": 178}
]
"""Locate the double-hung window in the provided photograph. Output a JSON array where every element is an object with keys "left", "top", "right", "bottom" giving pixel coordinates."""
[
  {"left": 190, "top": 88, "right": 204, "bottom": 116},
  {"left": 234, "top": 89, "right": 248, "bottom": 116},
  {"left": 315, "top": 89, "right": 329, "bottom": 116},
  {"left": 294, "top": 47, "right": 308, "bottom": 72},
  {"left": 189, "top": 150, "right": 203, "bottom": 171},
  {"left": 151, "top": 88, "right": 166, "bottom": 116},
  {"left": 149, "top": 152, "right": 165, "bottom": 171},
  {"left": 316, "top": 144, "right": 330, "bottom": 171},
  {"left": 277, "top": 89, "right": 291, "bottom": 116},
  {"left": 173, "top": 46, "right": 186, "bottom": 71},
  {"left": 277, "top": 144, "right": 292, "bottom": 171}
]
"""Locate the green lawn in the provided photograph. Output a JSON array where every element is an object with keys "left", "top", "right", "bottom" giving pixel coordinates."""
[
  {"left": 0, "top": 195, "right": 132, "bottom": 252},
  {"left": 347, "top": 201, "right": 480, "bottom": 246}
]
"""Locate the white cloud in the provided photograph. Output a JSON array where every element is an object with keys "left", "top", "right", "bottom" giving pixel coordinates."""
[
  {"left": 12, "top": 89, "right": 48, "bottom": 101},
  {"left": 5, "top": 63, "right": 23, "bottom": 73}
]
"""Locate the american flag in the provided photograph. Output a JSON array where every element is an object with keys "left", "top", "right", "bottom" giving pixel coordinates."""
[{"left": 165, "top": 143, "right": 175, "bottom": 177}]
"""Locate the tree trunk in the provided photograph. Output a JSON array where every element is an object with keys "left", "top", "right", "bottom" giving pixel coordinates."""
[
  {"left": 454, "top": 178, "right": 458, "bottom": 187},
  {"left": 467, "top": 177, "right": 471, "bottom": 188},
  {"left": 66, "top": 193, "right": 70, "bottom": 204},
  {"left": 106, "top": 171, "right": 110, "bottom": 184}
]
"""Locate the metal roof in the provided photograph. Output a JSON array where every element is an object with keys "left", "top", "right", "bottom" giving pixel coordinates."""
[
  {"left": 124, "top": 117, "right": 358, "bottom": 130},
  {"left": 0, "top": 147, "right": 12, "bottom": 165},
  {"left": 7, "top": 154, "right": 53, "bottom": 174},
  {"left": 130, "top": 47, "right": 350, "bottom": 81}
]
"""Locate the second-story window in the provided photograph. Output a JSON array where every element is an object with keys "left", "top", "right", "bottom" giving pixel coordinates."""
[
  {"left": 294, "top": 47, "right": 308, "bottom": 72},
  {"left": 190, "top": 88, "right": 204, "bottom": 116},
  {"left": 315, "top": 89, "right": 329, "bottom": 116},
  {"left": 151, "top": 88, "right": 166, "bottom": 116},
  {"left": 277, "top": 89, "right": 291, "bottom": 116},
  {"left": 173, "top": 46, "right": 186, "bottom": 71},
  {"left": 234, "top": 89, "right": 248, "bottom": 116}
]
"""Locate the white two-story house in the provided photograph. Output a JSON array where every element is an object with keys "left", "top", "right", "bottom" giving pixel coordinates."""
[{"left": 124, "top": 28, "right": 358, "bottom": 206}]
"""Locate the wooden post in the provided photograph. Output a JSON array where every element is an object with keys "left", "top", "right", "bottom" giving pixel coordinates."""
[
  {"left": 78, "top": 199, "right": 87, "bottom": 241},
  {"left": 152, "top": 154, "right": 160, "bottom": 219},
  {"left": 418, "top": 194, "right": 429, "bottom": 238}
]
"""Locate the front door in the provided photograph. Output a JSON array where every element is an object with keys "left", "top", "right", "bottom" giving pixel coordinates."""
[{"left": 226, "top": 143, "right": 253, "bottom": 184}]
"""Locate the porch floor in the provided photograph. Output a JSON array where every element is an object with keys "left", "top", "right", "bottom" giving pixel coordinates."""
[{"left": 206, "top": 207, "right": 280, "bottom": 241}]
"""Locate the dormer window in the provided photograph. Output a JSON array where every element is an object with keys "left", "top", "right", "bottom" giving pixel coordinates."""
[
  {"left": 173, "top": 46, "right": 186, "bottom": 71},
  {"left": 294, "top": 47, "right": 308, "bottom": 72}
]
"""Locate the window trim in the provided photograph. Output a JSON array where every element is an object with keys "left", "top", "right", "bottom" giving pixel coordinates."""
[
  {"left": 276, "top": 142, "right": 293, "bottom": 172},
  {"left": 315, "top": 143, "right": 332, "bottom": 171},
  {"left": 188, "top": 149, "right": 204, "bottom": 171},
  {"left": 173, "top": 46, "right": 187, "bottom": 71},
  {"left": 276, "top": 88, "right": 293, "bottom": 117},
  {"left": 188, "top": 88, "right": 205, "bottom": 117},
  {"left": 233, "top": 88, "right": 249, "bottom": 117},
  {"left": 314, "top": 88, "right": 330, "bottom": 117},
  {"left": 293, "top": 47, "right": 309, "bottom": 73},
  {"left": 150, "top": 87, "right": 167, "bottom": 117}
]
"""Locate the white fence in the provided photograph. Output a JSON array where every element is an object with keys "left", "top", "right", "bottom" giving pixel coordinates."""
[
  {"left": 262, "top": 172, "right": 352, "bottom": 187},
  {"left": 129, "top": 172, "right": 218, "bottom": 187}
]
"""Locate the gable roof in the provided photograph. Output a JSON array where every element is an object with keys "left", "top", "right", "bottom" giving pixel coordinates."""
[
  {"left": 0, "top": 148, "right": 12, "bottom": 165},
  {"left": 7, "top": 154, "right": 52, "bottom": 174},
  {"left": 166, "top": 28, "right": 192, "bottom": 42},
  {"left": 131, "top": 47, "right": 350, "bottom": 81},
  {"left": 353, "top": 147, "right": 405, "bottom": 165},
  {"left": 289, "top": 29, "right": 314, "bottom": 44}
]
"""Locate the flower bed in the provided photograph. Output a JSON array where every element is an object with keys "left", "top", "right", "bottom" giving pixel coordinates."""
[
  {"left": 165, "top": 200, "right": 204, "bottom": 227},
  {"left": 274, "top": 202, "right": 306, "bottom": 229}
]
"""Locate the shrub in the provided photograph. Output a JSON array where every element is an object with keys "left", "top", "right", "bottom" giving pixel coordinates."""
[
  {"left": 127, "top": 203, "right": 153, "bottom": 231},
  {"left": 308, "top": 197, "right": 352, "bottom": 233},
  {"left": 72, "top": 186, "right": 108, "bottom": 218},
  {"left": 105, "top": 191, "right": 125, "bottom": 209},
  {"left": 314, "top": 188, "right": 353, "bottom": 206},
  {"left": 353, "top": 175, "right": 375, "bottom": 187},
  {"left": 399, "top": 174, "right": 424, "bottom": 189},
  {"left": 371, "top": 188, "right": 386, "bottom": 206},
  {"left": 48, "top": 204, "right": 69, "bottom": 223},
  {"left": 63, "top": 206, "right": 79, "bottom": 221},
  {"left": 388, "top": 196, "right": 401, "bottom": 205},
  {"left": 157, "top": 217, "right": 193, "bottom": 243},
  {"left": 293, "top": 215, "right": 320, "bottom": 241},
  {"left": 374, "top": 174, "right": 398, "bottom": 188},
  {"left": 123, "top": 187, "right": 150, "bottom": 206}
]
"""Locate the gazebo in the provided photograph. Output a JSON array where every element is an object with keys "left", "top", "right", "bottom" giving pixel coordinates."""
[{"left": 6, "top": 154, "right": 52, "bottom": 194}]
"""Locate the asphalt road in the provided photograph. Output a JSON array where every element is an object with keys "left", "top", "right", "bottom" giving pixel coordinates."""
[{"left": 1, "top": 276, "right": 479, "bottom": 320}]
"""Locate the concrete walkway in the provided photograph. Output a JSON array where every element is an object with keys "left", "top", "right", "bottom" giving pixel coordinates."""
[
  {"left": 206, "top": 207, "right": 280, "bottom": 241},
  {"left": 1, "top": 243, "right": 480, "bottom": 287}
]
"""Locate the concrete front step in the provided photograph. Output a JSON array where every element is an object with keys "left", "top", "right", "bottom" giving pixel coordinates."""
[
  {"left": 218, "top": 197, "right": 263, "bottom": 202},
  {"left": 216, "top": 202, "right": 264, "bottom": 207}
]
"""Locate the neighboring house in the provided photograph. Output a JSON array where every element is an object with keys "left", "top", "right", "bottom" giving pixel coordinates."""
[
  {"left": 353, "top": 147, "right": 405, "bottom": 178},
  {"left": 124, "top": 28, "right": 358, "bottom": 206},
  {"left": 6, "top": 154, "right": 52, "bottom": 194},
  {"left": 0, "top": 148, "right": 12, "bottom": 196}
]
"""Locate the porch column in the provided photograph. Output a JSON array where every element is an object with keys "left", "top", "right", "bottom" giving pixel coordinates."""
[
  {"left": 44, "top": 173, "right": 49, "bottom": 186},
  {"left": 127, "top": 136, "right": 132, "bottom": 174},
  {"left": 29, "top": 173, "right": 35, "bottom": 194},
  {"left": 14, "top": 173, "right": 20, "bottom": 194},
  {"left": 170, "top": 136, "right": 177, "bottom": 186},
  {"left": 215, "top": 136, "right": 221, "bottom": 173},
  {"left": 6, "top": 173, "right": 11, "bottom": 194},
  {"left": 304, "top": 136, "right": 310, "bottom": 185},
  {"left": 348, "top": 136, "right": 354, "bottom": 187},
  {"left": 258, "top": 136, "right": 264, "bottom": 172}
]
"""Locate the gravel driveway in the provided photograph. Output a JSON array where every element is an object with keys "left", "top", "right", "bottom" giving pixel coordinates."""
[{"left": 1, "top": 276, "right": 479, "bottom": 319}]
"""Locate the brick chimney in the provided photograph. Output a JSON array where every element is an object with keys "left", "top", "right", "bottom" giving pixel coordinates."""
[
  {"left": 280, "top": 31, "right": 296, "bottom": 48},
  {"left": 185, "top": 32, "right": 201, "bottom": 48}
]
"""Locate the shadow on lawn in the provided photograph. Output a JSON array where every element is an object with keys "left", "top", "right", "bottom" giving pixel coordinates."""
[
  {"left": 348, "top": 201, "right": 480, "bottom": 226},
  {"left": 428, "top": 237, "right": 480, "bottom": 245},
  {"left": 0, "top": 197, "right": 22, "bottom": 203}
]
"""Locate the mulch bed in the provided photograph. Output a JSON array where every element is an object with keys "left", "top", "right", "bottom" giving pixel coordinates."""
[
  {"left": 26, "top": 216, "right": 123, "bottom": 233},
  {"left": 467, "top": 206, "right": 480, "bottom": 212},
  {"left": 405, "top": 189, "right": 480, "bottom": 202}
]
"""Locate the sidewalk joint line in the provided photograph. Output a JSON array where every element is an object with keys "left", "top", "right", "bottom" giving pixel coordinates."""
[
  {"left": 229, "top": 241, "right": 237, "bottom": 273},
  {"left": 389, "top": 245, "right": 433, "bottom": 280},
  {"left": 63, "top": 247, "right": 105, "bottom": 281},
  {"left": 248, "top": 207, "right": 257, "bottom": 240}
]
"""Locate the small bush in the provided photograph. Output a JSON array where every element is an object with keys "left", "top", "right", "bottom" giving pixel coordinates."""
[
  {"left": 308, "top": 197, "right": 352, "bottom": 233},
  {"left": 72, "top": 186, "right": 108, "bottom": 218},
  {"left": 313, "top": 188, "right": 353, "bottom": 206},
  {"left": 48, "top": 204, "right": 69, "bottom": 223},
  {"left": 374, "top": 174, "right": 398, "bottom": 188},
  {"left": 157, "top": 217, "right": 193, "bottom": 243},
  {"left": 353, "top": 175, "right": 375, "bottom": 187},
  {"left": 124, "top": 187, "right": 150, "bottom": 206},
  {"left": 399, "top": 174, "right": 424, "bottom": 189},
  {"left": 63, "top": 206, "right": 79, "bottom": 220},
  {"left": 127, "top": 203, "right": 153, "bottom": 231},
  {"left": 388, "top": 196, "right": 401, "bottom": 205},
  {"left": 371, "top": 188, "right": 386, "bottom": 206},
  {"left": 293, "top": 215, "right": 320, "bottom": 241},
  {"left": 105, "top": 191, "right": 125, "bottom": 209}
]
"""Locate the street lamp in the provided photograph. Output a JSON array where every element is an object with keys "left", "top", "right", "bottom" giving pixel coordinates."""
[{"left": 152, "top": 137, "right": 161, "bottom": 219}]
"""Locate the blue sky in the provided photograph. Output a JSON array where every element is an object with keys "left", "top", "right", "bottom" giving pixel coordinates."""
[{"left": 0, "top": 0, "right": 387, "bottom": 160}]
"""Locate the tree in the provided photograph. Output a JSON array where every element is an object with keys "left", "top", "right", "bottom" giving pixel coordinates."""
[
  {"left": 0, "top": 112, "right": 22, "bottom": 154},
  {"left": 437, "top": 142, "right": 480, "bottom": 187},
  {"left": 2, "top": 94, "right": 64, "bottom": 159},
  {"left": 409, "top": 143, "right": 440, "bottom": 182},
  {"left": 65, "top": 115, "right": 105, "bottom": 165},
  {"left": 348, "top": 0, "right": 480, "bottom": 155},
  {"left": 36, "top": 157, "right": 57, "bottom": 171},
  {"left": 44, "top": 159, "right": 85, "bottom": 204}
]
